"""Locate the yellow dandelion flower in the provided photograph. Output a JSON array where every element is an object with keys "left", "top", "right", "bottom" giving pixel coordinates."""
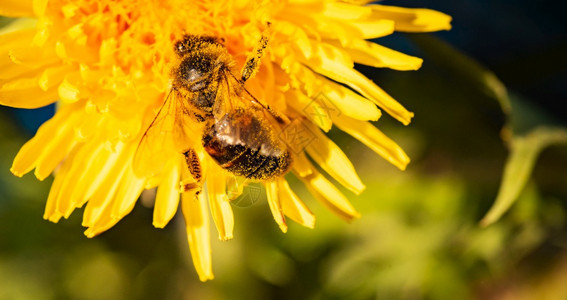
[{"left": 1, "top": 0, "right": 451, "bottom": 281}]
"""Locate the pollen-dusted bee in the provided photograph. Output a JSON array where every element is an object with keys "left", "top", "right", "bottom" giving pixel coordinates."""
[{"left": 134, "top": 33, "right": 292, "bottom": 191}]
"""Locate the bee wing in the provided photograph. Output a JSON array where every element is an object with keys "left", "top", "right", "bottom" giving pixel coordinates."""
[
  {"left": 213, "top": 71, "right": 262, "bottom": 118},
  {"left": 209, "top": 71, "right": 289, "bottom": 156},
  {"left": 171, "top": 91, "right": 198, "bottom": 150},
  {"left": 216, "top": 71, "right": 289, "bottom": 125},
  {"left": 211, "top": 72, "right": 238, "bottom": 122},
  {"left": 133, "top": 90, "right": 193, "bottom": 178}
]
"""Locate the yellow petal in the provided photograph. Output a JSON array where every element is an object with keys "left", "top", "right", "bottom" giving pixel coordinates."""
[
  {"left": 0, "top": 87, "right": 58, "bottom": 108},
  {"left": 292, "top": 152, "right": 313, "bottom": 178},
  {"left": 327, "top": 39, "right": 423, "bottom": 71},
  {"left": 33, "top": 0, "right": 48, "bottom": 17},
  {"left": 300, "top": 51, "right": 414, "bottom": 124},
  {"left": 0, "top": 0, "right": 34, "bottom": 17},
  {"left": 52, "top": 143, "right": 101, "bottom": 219},
  {"left": 339, "top": 0, "right": 375, "bottom": 4},
  {"left": 0, "top": 29, "right": 38, "bottom": 79},
  {"left": 83, "top": 214, "right": 118, "bottom": 238},
  {"left": 31, "top": 17, "right": 52, "bottom": 46},
  {"left": 8, "top": 45, "right": 60, "bottom": 69},
  {"left": 278, "top": 178, "right": 315, "bottom": 228},
  {"left": 11, "top": 103, "right": 78, "bottom": 177},
  {"left": 322, "top": 2, "right": 371, "bottom": 20},
  {"left": 226, "top": 175, "right": 248, "bottom": 201},
  {"left": 280, "top": 56, "right": 318, "bottom": 95},
  {"left": 349, "top": 19, "right": 395, "bottom": 39},
  {"left": 84, "top": 165, "right": 143, "bottom": 238},
  {"left": 181, "top": 190, "right": 214, "bottom": 282},
  {"left": 277, "top": 6, "right": 367, "bottom": 42},
  {"left": 0, "top": 74, "right": 59, "bottom": 108},
  {"left": 153, "top": 159, "right": 181, "bottom": 228},
  {"left": 66, "top": 23, "right": 87, "bottom": 46},
  {"left": 295, "top": 167, "right": 360, "bottom": 222},
  {"left": 110, "top": 165, "right": 145, "bottom": 220},
  {"left": 84, "top": 162, "right": 145, "bottom": 238},
  {"left": 333, "top": 115, "right": 410, "bottom": 171},
  {"left": 38, "top": 65, "right": 73, "bottom": 91},
  {"left": 82, "top": 146, "right": 130, "bottom": 228},
  {"left": 207, "top": 166, "right": 234, "bottom": 240},
  {"left": 288, "top": 0, "right": 319, "bottom": 4},
  {"left": 55, "top": 37, "right": 98, "bottom": 63},
  {"left": 304, "top": 122, "right": 366, "bottom": 195},
  {"left": 58, "top": 75, "right": 82, "bottom": 103},
  {"left": 33, "top": 124, "right": 77, "bottom": 180},
  {"left": 74, "top": 105, "right": 105, "bottom": 142},
  {"left": 0, "top": 19, "right": 36, "bottom": 36},
  {"left": 285, "top": 90, "right": 332, "bottom": 132},
  {"left": 274, "top": 7, "right": 321, "bottom": 41},
  {"left": 43, "top": 147, "right": 78, "bottom": 222},
  {"left": 265, "top": 180, "right": 287, "bottom": 233},
  {"left": 83, "top": 157, "right": 145, "bottom": 238},
  {"left": 309, "top": 40, "right": 353, "bottom": 68},
  {"left": 317, "top": 75, "right": 381, "bottom": 121},
  {"left": 0, "top": 55, "right": 36, "bottom": 80},
  {"left": 58, "top": 140, "right": 129, "bottom": 219},
  {"left": 371, "top": 5, "right": 452, "bottom": 32},
  {"left": 272, "top": 21, "right": 312, "bottom": 59}
]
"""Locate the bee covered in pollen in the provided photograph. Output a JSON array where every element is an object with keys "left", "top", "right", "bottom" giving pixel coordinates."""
[{"left": 134, "top": 30, "right": 293, "bottom": 195}]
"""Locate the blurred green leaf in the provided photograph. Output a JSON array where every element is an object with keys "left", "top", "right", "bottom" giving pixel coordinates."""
[
  {"left": 481, "top": 127, "right": 567, "bottom": 226},
  {"left": 410, "top": 34, "right": 567, "bottom": 225}
]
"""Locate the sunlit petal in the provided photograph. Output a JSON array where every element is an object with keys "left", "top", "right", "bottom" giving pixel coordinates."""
[
  {"left": 182, "top": 190, "right": 214, "bottom": 282},
  {"left": 278, "top": 178, "right": 315, "bottom": 229}
]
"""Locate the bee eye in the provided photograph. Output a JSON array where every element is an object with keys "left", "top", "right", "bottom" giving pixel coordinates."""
[
  {"left": 175, "top": 41, "right": 187, "bottom": 56},
  {"left": 175, "top": 42, "right": 187, "bottom": 53}
]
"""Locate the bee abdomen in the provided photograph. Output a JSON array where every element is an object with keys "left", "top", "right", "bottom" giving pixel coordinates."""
[
  {"left": 227, "top": 147, "right": 291, "bottom": 180},
  {"left": 202, "top": 110, "right": 292, "bottom": 180},
  {"left": 245, "top": 150, "right": 292, "bottom": 180},
  {"left": 203, "top": 137, "right": 292, "bottom": 180}
]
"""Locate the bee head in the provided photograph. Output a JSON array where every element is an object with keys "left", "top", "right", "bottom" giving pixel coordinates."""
[
  {"left": 177, "top": 53, "right": 216, "bottom": 91},
  {"left": 174, "top": 35, "right": 224, "bottom": 57}
]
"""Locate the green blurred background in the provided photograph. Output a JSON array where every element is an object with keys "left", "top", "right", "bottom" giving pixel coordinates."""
[{"left": 1, "top": 1, "right": 567, "bottom": 299}]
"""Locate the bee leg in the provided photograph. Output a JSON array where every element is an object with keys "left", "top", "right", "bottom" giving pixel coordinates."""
[
  {"left": 182, "top": 149, "right": 203, "bottom": 195},
  {"left": 184, "top": 149, "right": 202, "bottom": 182},
  {"left": 182, "top": 182, "right": 200, "bottom": 194},
  {"left": 240, "top": 23, "right": 271, "bottom": 82}
]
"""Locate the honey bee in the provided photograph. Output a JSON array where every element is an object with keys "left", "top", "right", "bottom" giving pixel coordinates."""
[{"left": 134, "top": 33, "right": 292, "bottom": 192}]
